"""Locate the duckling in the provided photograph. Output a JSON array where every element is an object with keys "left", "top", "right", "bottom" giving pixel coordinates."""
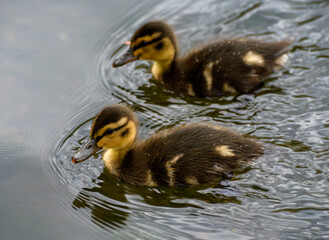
[
  {"left": 112, "top": 21, "right": 294, "bottom": 97},
  {"left": 72, "top": 104, "right": 263, "bottom": 187}
]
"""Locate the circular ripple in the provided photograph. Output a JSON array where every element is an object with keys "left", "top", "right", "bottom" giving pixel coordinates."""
[{"left": 43, "top": 0, "right": 329, "bottom": 238}]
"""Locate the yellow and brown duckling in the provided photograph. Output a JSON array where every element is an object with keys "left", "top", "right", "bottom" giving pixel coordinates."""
[
  {"left": 113, "top": 21, "right": 294, "bottom": 97},
  {"left": 72, "top": 104, "right": 263, "bottom": 187}
]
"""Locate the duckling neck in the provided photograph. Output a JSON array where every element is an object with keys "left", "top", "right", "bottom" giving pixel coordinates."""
[
  {"left": 152, "top": 59, "right": 176, "bottom": 84},
  {"left": 152, "top": 58, "right": 189, "bottom": 95},
  {"left": 103, "top": 147, "right": 130, "bottom": 175}
]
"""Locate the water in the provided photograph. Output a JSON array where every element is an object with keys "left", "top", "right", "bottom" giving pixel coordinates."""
[{"left": 1, "top": 0, "right": 329, "bottom": 239}]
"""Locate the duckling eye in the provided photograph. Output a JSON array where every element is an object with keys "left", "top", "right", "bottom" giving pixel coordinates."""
[
  {"left": 155, "top": 42, "right": 163, "bottom": 50},
  {"left": 140, "top": 40, "right": 147, "bottom": 47},
  {"left": 105, "top": 129, "right": 114, "bottom": 135}
]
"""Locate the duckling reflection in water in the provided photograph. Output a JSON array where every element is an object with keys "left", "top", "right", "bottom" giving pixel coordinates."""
[
  {"left": 113, "top": 21, "right": 294, "bottom": 97},
  {"left": 72, "top": 104, "right": 263, "bottom": 187},
  {"left": 72, "top": 168, "right": 242, "bottom": 229}
]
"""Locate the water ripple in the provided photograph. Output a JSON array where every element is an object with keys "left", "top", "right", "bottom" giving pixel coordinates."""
[{"left": 45, "top": 0, "right": 329, "bottom": 238}]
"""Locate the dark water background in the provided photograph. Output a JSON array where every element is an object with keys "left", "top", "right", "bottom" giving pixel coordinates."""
[{"left": 1, "top": 0, "right": 329, "bottom": 239}]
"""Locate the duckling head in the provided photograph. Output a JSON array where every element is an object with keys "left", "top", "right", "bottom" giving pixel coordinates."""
[
  {"left": 72, "top": 105, "right": 137, "bottom": 164},
  {"left": 113, "top": 21, "right": 177, "bottom": 67}
]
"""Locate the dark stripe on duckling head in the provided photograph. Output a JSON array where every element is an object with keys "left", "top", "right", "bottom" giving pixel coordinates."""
[
  {"left": 132, "top": 34, "right": 164, "bottom": 51},
  {"left": 155, "top": 42, "right": 164, "bottom": 50},
  {"left": 94, "top": 121, "right": 129, "bottom": 143},
  {"left": 121, "top": 128, "right": 129, "bottom": 137}
]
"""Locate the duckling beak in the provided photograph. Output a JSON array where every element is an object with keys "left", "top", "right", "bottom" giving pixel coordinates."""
[
  {"left": 112, "top": 48, "right": 138, "bottom": 67},
  {"left": 72, "top": 139, "right": 101, "bottom": 164}
]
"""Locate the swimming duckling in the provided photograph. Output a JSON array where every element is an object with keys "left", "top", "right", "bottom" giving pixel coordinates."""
[
  {"left": 72, "top": 104, "right": 263, "bottom": 187},
  {"left": 113, "top": 21, "right": 294, "bottom": 97}
]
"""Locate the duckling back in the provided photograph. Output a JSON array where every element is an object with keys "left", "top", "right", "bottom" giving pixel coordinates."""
[{"left": 173, "top": 38, "right": 294, "bottom": 97}]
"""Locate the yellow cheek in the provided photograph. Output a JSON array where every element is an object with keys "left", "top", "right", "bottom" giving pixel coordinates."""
[
  {"left": 97, "top": 135, "right": 121, "bottom": 149},
  {"left": 97, "top": 121, "right": 137, "bottom": 150},
  {"left": 97, "top": 136, "right": 111, "bottom": 148},
  {"left": 133, "top": 37, "right": 175, "bottom": 62},
  {"left": 134, "top": 46, "right": 157, "bottom": 60},
  {"left": 133, "top": 48, "right": 143, "bottom": 58}
]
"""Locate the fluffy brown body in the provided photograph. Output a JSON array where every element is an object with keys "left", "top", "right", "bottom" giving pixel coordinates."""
[
  {"left": 113, "top": 21, "right": 294, "bottom": 97},
  {"left": 164, "top": 39, "right": 292, "bottom": 97},
  {"left": 116, "top": 124, "right": 263, "bottom": 186},
  {"left": 72, "top": 105, "right": 264, "bottom": 187}
]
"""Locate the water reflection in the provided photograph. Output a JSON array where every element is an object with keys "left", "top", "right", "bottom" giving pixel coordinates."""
[
  {"left": 72, "top": 168, "right": 242, "bottom": 230},
  {"left": 72, "top": 172, "right": 130, "bottom": 230}
]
